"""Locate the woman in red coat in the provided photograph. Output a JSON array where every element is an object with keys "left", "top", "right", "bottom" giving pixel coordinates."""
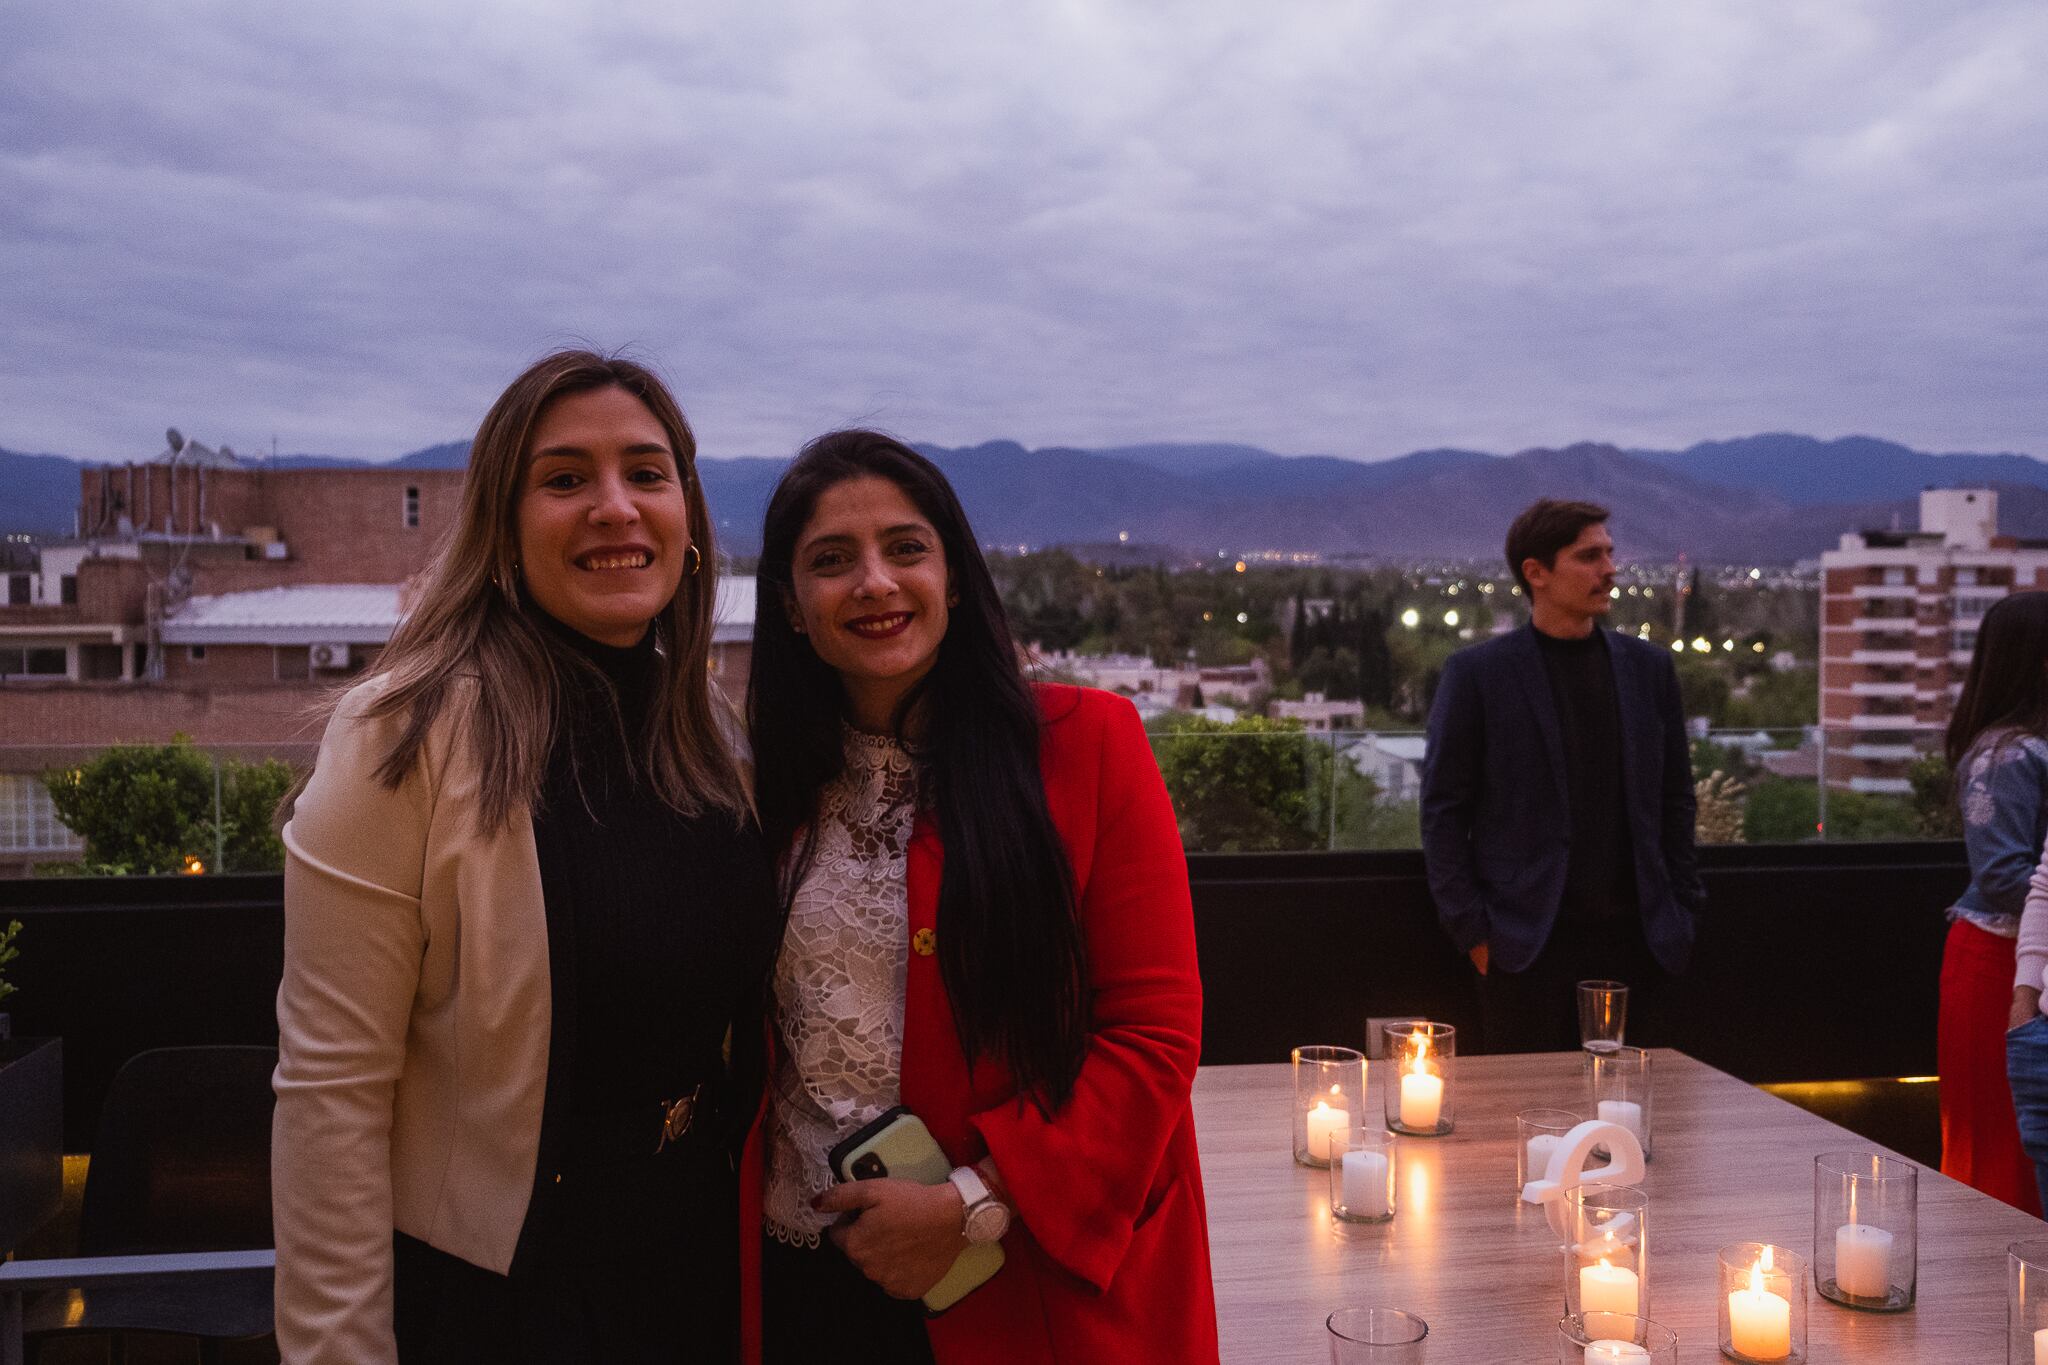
[{"left": 742, "top": 430, "right": 1219, "bottom": 1363}]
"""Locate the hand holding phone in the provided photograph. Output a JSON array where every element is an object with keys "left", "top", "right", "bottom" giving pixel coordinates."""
[{"left": 826, "top": 1106, "right": 1006, "bottom": 1313}]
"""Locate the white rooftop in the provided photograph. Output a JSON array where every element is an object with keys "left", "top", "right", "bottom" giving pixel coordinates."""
[
  {"left": 159, "top": 576, "right": 758, "bottom": 646},
  {"left": 163, "top": 585, "right": 403, "bottom": 644}
]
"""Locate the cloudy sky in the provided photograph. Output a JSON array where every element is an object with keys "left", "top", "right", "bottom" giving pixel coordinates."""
[{"left": 4, "top": 1, "right": 2045, "bottom": 465}]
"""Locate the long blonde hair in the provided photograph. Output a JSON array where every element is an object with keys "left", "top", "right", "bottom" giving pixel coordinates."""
[{"left": 360, "top": 349, "right": 749, "bottom": 830}]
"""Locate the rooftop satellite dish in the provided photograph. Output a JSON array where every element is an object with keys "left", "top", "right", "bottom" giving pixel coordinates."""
[{"left": 166, "top": 427, "right": 185, "bottom": 452}]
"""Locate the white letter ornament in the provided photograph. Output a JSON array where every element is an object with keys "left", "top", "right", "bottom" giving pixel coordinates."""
[{"left": 1520, "top": 1119, "right": 1647, "bottom": 1239}]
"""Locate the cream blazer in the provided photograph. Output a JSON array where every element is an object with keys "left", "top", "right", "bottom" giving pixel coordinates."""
[{"left": 272, "top": 674, "right": 551, "bottom": 1365}]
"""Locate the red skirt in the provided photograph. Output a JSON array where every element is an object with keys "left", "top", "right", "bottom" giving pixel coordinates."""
[{"left": 1940, "top": 917, "right": 2042, "bottom": 1215}]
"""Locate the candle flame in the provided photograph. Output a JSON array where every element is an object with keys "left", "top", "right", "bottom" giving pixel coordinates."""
[
  {"left": 1761, "top": 1245, "right": 1774, "bottom": 1273},
  {"left": 1328, "top": 1083, "right": 1340, "bottom": 1096},
  {"left": 1749, "top": 1262, "right": 1764, "bottom": 1295},
  {"left": 1312, "top": 1100, "right": 1332, "bottom": 1115},
  {"left": 1597, "top": 1257, "right": 1611, "bottom": 1271},
  {"left": 1407, "top": 1026, "right": 1432, "bottom": 1075}
]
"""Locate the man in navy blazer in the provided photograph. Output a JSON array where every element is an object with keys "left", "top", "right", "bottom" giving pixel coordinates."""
[{"left": 1422, "top": 499, "right": 1704, "bottom": 1052}]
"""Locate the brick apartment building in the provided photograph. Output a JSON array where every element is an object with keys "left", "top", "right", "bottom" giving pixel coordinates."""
[
  {"left": 0, "top": 436, "right": 755, "bottom": 872},
  {"left": 1819, "top": 488, "right": 2048, "bottom": 794}
]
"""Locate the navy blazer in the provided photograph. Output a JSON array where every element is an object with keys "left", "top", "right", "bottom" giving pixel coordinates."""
[{"left": 1420, "top": 623, "right": 1704, "bottom": 976}]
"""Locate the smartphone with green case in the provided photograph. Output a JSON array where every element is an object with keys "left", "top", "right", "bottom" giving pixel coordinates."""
[{"left": 827, "top": 1105, "right": 1005, "bottom": 1314}]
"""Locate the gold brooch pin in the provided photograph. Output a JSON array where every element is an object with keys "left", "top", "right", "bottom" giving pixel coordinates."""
[
  {"left": 655, "top": 1083, "right": 703, "bottom": 1153},
  {"left": 912, "top": 927, "right": 937, "bottom": 957}
]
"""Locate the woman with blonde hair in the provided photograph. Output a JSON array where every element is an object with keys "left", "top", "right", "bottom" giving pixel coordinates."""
[{"left": 272, "top": 350, "right": 776, "bottom": 1364}]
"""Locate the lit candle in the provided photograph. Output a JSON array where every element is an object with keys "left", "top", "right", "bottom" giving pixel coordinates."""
[
  {"left": 1340, "top": 1147, "right": 1390, "bottom": 1217},
  {"left": 1580, "top": 1257, "right": 1640, "bottom": 1318},
  {"left": 1400, "top": 1069, "right": 1443, "bottom": 1130},
  {"left": 1728, "top": 1257, "right": 1791, "bottom": 1360},
  {"left": 1526, "top": 1132, "right": 1562, "bottom": 1178},
  {"left": 1304, "top": 1099, "right": 1348, "bottom": 1163},
  {"left": 1398, "top": 1028, "right": 1443, "bottom": 1129},
  {"left": 1835, "top": 1221, "right": 1893, "bottom": 1300},
  {"left": 1584, "top": 1342, "right": 1651, "bottom": 1364},
  {"left": 1598, "top": 1099, "right": 1645, "bottom": 1147}
]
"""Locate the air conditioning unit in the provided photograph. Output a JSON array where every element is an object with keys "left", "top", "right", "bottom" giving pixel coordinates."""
[
  {"left": 309, "top": 643, "right": 351, "bottom": 670},
  {"left": 263, "top": 541, "right": 290, "bottom": 560}
]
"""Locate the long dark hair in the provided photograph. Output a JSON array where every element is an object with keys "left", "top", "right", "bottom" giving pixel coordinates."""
[
  {"left": 749, "top": 431, "right": 1088, "bottom": 1111},
  {"left": 1946, "top": 590, "right": 2048, "bottom": 769}
]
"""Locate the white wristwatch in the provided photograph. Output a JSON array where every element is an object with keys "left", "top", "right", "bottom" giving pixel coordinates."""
[{"left": 948, "top": 1164, "right": 1012, "bottom": 1244}]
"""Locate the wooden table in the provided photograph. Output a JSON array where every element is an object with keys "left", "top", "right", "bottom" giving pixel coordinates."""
[{"left": 1194, "top": 1051, "right": 2045, "bottom": 1362}]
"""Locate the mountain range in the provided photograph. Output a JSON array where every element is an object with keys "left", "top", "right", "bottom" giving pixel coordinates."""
[{"left": 6, "top": 432, "right": 2047, "bottom": 565}]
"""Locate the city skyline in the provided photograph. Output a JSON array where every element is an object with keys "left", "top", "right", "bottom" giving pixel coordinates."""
[{"left": 4, "top": 1, "right": 2045, "bottom": 464}]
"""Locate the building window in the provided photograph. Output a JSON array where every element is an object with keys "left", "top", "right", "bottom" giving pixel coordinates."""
[
  {"left": 0, "top": 647, "right": 66, "bottom": 678},
  {"left": 403, "top": 486, "right": 421, "bottom": 529},
  {"left": 0, "top": 774, "right": 83, "bottom": 855},
  {"left": 1956, "top": 629, "right": 1979, "bottom": 654},
  {"left": 5, "top": 574, "right": 26, "bottom": 605},
  {"left": 275, "top": 646, "right": 311, "bottom": 681},
  {"left": 1956, "top": 568, "right": 1978, "bottom": 586},
  {"left": 188, "top": 645, "right": 207, "bottom": 662},
  {"left": 1882, "top": 567, "right": 1910, "bottom": 585},
  {"left": 59, "top": 574, "right": 77, "bottom": 605}
]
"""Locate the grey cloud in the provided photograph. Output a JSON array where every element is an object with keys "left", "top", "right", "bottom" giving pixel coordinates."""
[{"left": 0, "top": 0, "right": 2043, "bottom": 468}]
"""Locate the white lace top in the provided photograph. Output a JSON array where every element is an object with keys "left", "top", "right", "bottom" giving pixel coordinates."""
[{"left": 763, "top": 728, "right": 919, "bottom": 1246}]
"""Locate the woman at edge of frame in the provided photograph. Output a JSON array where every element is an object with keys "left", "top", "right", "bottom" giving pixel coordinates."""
[
  {"left": 1988, "top": 594, "right": 2048, "bottom": 1214},
  {"left": 271, "top": 350, "right": 776, "bottom": 1364},
  {"left": 739, "top": 429, "right": 1220, "bottom": 1363}
]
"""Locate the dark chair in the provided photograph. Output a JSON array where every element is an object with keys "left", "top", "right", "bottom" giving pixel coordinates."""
[{"left": 24, "top": 1046, "right": 277, "bottom": 1365}]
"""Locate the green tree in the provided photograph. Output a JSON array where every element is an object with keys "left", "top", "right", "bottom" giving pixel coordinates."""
[
  {"left": 1909, "top": 753, "right": 1962, "bottom": 839},
  {"left": 1742, "top": 779, "right": 1921, "bottom": 843},
  {"left": 1723, "top": 667, "right": 1818, "bottom": 731},
  {"left": 1149, "top": 714, "right": 1327, "bottom": 852},
  {"left": 42, "top": 739, "right": 299, "bottom": 874},
  {"left": 1673, "top": 657, "right": 1732, "bottom": 727},
  {"left": 0, "top": 919, "right": 20, "bottom": 1007}
]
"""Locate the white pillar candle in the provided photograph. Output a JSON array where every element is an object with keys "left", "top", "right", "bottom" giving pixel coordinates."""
[
  {"left": 1728, "top": 1262, "right": 1792, "bottom": 1360},
  {"left": 1340, "top": 1148, "right": 1391, "bottom": 1217},
  {"left": 1526, "top": 1132, "right": 1563, "bottom": 1177},
  {"left": 1584, "top": 1342, "right": 1651, "bottom": 1364},
  {"left": 1399, "top": 1070, "right": 1443, "bottom": 1130},
  {"left": 1834, "top": 1222, "right": 1893, "bottom": 1300},
  {"left": 2033, "top": 1325, "right": 2048, "bottom": 1365},
  {"left": 1579, "top": 1259, "right": 1640, "bottom": 1318},
  {"left": 1597, "top": 1099, "right": 1646, "bottom": 1147},
  {"left": 1304, "top": 1100, "right": 1348, "bottom": 1163}
]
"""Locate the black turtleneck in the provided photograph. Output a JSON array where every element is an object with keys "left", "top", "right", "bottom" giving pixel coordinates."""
[
  {"left": 1533, "top": 626, "right": 1637, "bottom": 925},
  {"left": 524, "top": 611, "right": 777, "bottom": 1166}
]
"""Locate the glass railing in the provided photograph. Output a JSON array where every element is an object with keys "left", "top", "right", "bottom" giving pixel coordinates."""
[
  {"left": 0, "top": 741, "right": 315, "bottom": 876},
  {"left": 0, "top": 721, "right": 1948, "bottom": 873},
  {"left": 1144, "top": 723, "right": 1946, "bottom": 853}
]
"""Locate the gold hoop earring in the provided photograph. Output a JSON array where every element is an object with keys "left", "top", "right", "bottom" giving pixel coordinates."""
[{"left": 684, "top": 545, "right": 702, "bottom": 576}]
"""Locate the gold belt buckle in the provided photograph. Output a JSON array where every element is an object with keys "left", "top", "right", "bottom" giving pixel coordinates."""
[{"left": 656, "top": 1084, "right": 703, "bottom": 1153}]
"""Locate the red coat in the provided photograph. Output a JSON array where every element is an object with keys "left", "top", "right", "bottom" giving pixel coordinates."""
[{"left": 741, "top": 683, "right": 1219, "bottom": 1364}]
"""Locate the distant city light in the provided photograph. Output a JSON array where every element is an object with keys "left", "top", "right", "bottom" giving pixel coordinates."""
[
  {"left": 1401, "top": 608, "right": 1421, "bottom": 629},
  {"left": 1752, "top": 642, "right": 1766, "bottom": 653},
  {"left": 1511, "top": 586, "right": 1522, "bottom": 596},
  {"left": 1236, "top": 611, "right": 1249, "bottom": 624},
  {"left": 1234, "top": 560, "right": 1247, "bottom": 574},
  {"left": 1202, "top": 611, "right": 1212, "bottom": 622},
  {"left": 183, "top": 856, "right": 205, "bottom": 875},
  {"left": 1610, "top": 587, "right": 1621, "bottom": 599},
  {"left": 1722, "top": 639, "right": 1734, "bottom": 651},
  {"left": 1447, "top": 584, "right": 1459, "bottom": 596},
  {"left": 1672, "top": 641, "right": 1685, "bottom": 653},
  {"left": 1750, "top": 568, "right": 1762, "bottom": 579},
  {"left": 1118, "top": 531, "right": 1130, "bottom": 543},
  {"left": 1626, "top": 586, "right": 1639, "bottom": 596},
  {"left": 1643, "top": 589, "right": 1653, "bottom": 599},
  {"left": 1691, "top": 637, "right": 1711, "bottom": 653},
  {"left": 1444, "top": 610, "right": 1460, "bottom": 627},
  {"left": 1481, "top": 583, "right": 1494, "bottom": 595}
]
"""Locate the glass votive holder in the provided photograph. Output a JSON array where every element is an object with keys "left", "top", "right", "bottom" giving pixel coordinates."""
[
  {"left": 1556, "top": 1313, "right": 1677, "bottom": 1364},
  {"left": 1294, "top": 1045, "right": 1368, "bottom": 1168},
  {"left": 1587, "top": 1045, "right": 1653, "bottom": 1160},
  {"left": 1579, "top": 978, "right": 1629, "bottom": 1053},
  {"left": 1812, "top": 1150, "right": 1916, "bottom": 1311},
  {"left": 1563, "top": 1183, "right": 1650, "bottom": 1330},
  {"left": 1328, "top": 1307, "right": 1428, "bottom": 1363},
  {"left": 1518, "top": 1107, "right": 1582, "bottom": 1198},
  {"left": 1329, "top": 1126, "right": 1397, "bottom": 1224},
  {"left": 2009, "top": 1239, "right": 2048, "bottom": 1365},
  {"left": 1382, "top": 1021, "right": 1455, "bottom": 1136},
  {"left": 1718, "top": 1242, "right": 1808, "bottom": 1363}
]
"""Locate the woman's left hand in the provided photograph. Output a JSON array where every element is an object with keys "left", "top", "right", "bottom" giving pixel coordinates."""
[{"left": 815, "top": 1177, "right": 967, "bottom": 1300}]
